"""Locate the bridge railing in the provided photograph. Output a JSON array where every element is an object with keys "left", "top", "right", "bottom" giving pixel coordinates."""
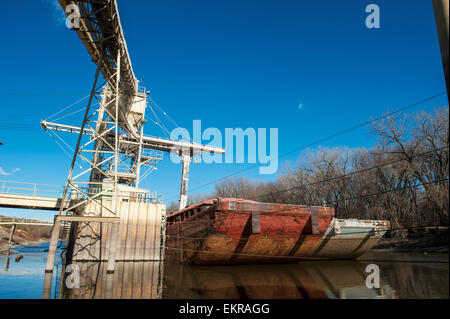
[
  {"left": 0, "top": 216, "right": 53, "bottom": 225},
  {"left": 70, "top": 184, "right": 163, "bottom": 204},
  {"left": 0, "top": 180, "right": 163, "bottom": 205},
  {"left": 0, "top": 180, "right": 65, "bottom": 198}
]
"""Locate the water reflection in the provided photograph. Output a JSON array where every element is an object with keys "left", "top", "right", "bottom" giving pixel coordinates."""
[
  {"left": 163, "top": 261, "right": 397, "bottom": 299},
  {"left": 1, "top": 244, "right": 448, "bottom": 299},
  {"left": 4, "top": 250, "right": 10, "bottom": 272},
  {"left": 0, "top": 243, "right": 63, "bottom": 299},
  {"left": 59, "top": 261, "right": 164, "bottom": 299},
  {"left": 57, "top": 255, "right": 449, "bottom": 299},
  {"left": 162, "top": 256, "right": 448, "bottom": 299}
]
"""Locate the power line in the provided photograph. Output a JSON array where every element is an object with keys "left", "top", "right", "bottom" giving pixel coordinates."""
[
  {"left": 1, "top": 95, "right": 90, "bottom": 123},
  {"left": 166, "top": 91, "right": 447, "bottom": 202},
  {"left": 329, "top": 177, "right": 448, "bottom": 206},
  {"left": 244, "top": 178, "right": 449, "bottom": 215},
  {"left": 45, "top": 94, "right": 90, "bottom": 121},
  {"left": 226, "top": 177, "right": 448, "bottom": 215},
  {"left": 165, "top": 175, "right": 448, "bottom": 223},
  {"left": 244, "top": 146, "right": 449, "bottom": 201},
  {"left": 164, "top": 177, "right": 448, "bottom": 223},
  {"left": 0, "top": 113, "right": 47, "bottom": 119},
  {"left": 0, "top": 122, "right": 43, "bottom": 132},
  {"left": 0, "top": 92, "right": 89, "bottom": 97}
]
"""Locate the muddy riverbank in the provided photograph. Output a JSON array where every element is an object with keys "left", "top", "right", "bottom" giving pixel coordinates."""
[
  {"left": 373, "top": 227, "right": 448, "bottom": 253},
  {"left": 0, "top": 225, "right": 50, "bottom": 255}
]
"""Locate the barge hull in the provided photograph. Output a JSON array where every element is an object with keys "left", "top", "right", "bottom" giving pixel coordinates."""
[{"left": 165, "top": 199, "right": 389, "bottom": 265}]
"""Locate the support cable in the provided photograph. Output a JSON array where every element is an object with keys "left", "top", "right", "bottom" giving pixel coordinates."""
[{"left": 45, "top": 95, "right": 90, "bottom": 121}]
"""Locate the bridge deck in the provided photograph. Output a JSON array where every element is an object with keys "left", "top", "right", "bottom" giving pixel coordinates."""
[
  {"left": 0, "top": 193, "right": 74, "bottom": 211},
  {"left": 0, "top": 221, "right": 53, "bottom": 226}
]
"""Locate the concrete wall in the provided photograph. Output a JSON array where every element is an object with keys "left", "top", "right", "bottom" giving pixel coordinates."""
[
  {"left": 69, "top": 199, "right": 166, "bottom": 261},
  {"left": 61, "top": 261, "right": 162, "bottom": 299}
]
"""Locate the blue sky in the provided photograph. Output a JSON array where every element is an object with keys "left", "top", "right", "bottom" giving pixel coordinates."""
[{"left": 0, "top": 0, "right": 448, "bottom": 221}]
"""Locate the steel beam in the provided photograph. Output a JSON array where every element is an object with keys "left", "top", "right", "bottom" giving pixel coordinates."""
[{"left": 179, "top": 154, "right": 191, "bottom": 210}]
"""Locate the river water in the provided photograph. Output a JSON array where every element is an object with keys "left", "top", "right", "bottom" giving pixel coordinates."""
[{"left": 0, "top": 242, "right": 448, "bottom": 299}]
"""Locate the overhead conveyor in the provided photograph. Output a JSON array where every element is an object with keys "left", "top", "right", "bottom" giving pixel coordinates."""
[
  {"left": 58, "top": 0, "right": 141, "bottom": 138},
  {"left": 48, "top": 1, "right": 225, "bottom": 213}
]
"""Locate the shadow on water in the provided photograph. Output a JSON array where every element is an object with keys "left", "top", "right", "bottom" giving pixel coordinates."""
[{"left": 1, "top": 244, "right": 448, "bottom": 299}]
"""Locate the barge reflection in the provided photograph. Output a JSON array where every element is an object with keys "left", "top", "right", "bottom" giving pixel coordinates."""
[
  {"left": 51, "top": 255, "right": 448, "bottom": 299},
  {"left": 162, "top": 261, "right": 397, "bottom": 299}
]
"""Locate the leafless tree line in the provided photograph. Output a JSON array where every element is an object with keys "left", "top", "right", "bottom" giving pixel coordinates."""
[
  {"left": 212, "top": 107, "right": 449, "bottom": 230},
  {"left": 168, "top": 108, "right": 448, "bottom": 231}
]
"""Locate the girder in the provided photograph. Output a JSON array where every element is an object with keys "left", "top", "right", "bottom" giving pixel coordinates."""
[
  {"left": 52, "top": 1, "right": 226, "bottom": 212},
  {"left": 58, "top": 0, "right": 141, "bottom": 137},
  {"left": 41, "top": 120, "right": 225, "bottom": 156}
]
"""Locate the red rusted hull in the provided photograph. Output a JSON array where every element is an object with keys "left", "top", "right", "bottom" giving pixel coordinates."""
[{"left": 165, "top": 198, "right": 337, "bottom": 265}]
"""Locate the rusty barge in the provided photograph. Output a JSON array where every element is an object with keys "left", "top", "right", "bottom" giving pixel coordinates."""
[{"left": 164, "top": 198, "right": 390, "bottom": 265}]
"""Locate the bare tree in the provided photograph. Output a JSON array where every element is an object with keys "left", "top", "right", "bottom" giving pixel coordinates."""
[{"left": 188, "top": 107, "right": 448, "bottom": 233}]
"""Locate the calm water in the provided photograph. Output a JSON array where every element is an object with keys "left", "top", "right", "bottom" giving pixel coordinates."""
[
  {"left": 0, "top": 242, "right": 64, "bottom": 299},
  {"left": 0, "top": 243, "right": 448, "bottom": 299}
]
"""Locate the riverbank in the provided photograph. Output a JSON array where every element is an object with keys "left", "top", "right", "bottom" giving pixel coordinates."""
[
  {"left": 0, "top": 225, "right": 50, "bottom": 255},
  {"left": 373, "top": 227, "right": 449, "bottom": 253},
  {"left": 1, "top": 225, "right": 448, "bottom": 256}
]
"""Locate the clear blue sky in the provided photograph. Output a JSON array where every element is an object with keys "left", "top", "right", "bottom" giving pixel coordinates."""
[{"left": 0, "top": 0, "right": 447, "bottom": 221}]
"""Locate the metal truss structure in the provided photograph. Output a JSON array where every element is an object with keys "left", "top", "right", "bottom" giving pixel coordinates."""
[{"left": 50, "top": 0, "right": 224, "bottom": 216}]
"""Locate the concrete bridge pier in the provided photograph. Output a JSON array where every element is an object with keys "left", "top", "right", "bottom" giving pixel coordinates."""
[
  {"left": 45, "top": 218, "right": 61, "bottom": 273},
  {"left": 42, "top": 272, "right": 53, "bottom": 299},
  {"left": 45, "top": 215, "right": 121, "bottom": 273},
  {"left": 4, "top": 251, "right": 10, "bottom": 271},
  {"left": 8, "top": 224, "right": 16, "bottom": 245},
  {"left": 106, "top": 222, "right": 120, "bottom": 274}
]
